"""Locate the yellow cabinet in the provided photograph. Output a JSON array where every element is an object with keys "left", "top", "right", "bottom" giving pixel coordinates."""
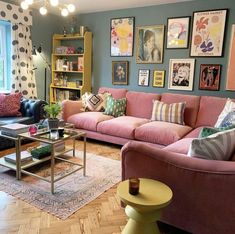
[{"left": 50, "top": 32, "right": 92, "bottom": 103}]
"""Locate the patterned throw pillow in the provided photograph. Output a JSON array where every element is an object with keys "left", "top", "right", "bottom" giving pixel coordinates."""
[
  {"left": 214, "top": 98, "right": 235, "bottom": 127},
  {"left": 0, "top": 93, "right": 22, "bottom": 117},
  {"left": 104, "top": 96, "right": 126, "bottom": 117},
  {"left": 188, "top": 128, "right": 235, "bottom": 160},
  {"left": 81, "top": 92, "right": 109, "bottom": 112},
  {"left": 219, "top": 111, "right": 235, "bottom": 128},
  {"left": 151, "top": 100, "right": 186, "bottom": 125},
  {"left": 199, "top": 125, "right": 235, "bottom": 138}
]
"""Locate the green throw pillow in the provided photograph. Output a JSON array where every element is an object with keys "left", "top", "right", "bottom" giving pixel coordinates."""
[
  {"left": 199, "top": 125, "right": 235, "bottom": 138},
  {"left": 104, "top": 96, "right": 126, "bottom": 117}
]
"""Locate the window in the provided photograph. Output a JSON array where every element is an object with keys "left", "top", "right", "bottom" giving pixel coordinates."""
[{"left": 0, "top": 20, "right": 11, "bottom": 92}]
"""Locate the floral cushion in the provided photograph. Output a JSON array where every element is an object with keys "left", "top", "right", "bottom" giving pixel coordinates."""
[{"left": 0, "top": 93, "right": 22, "bottom": 117}]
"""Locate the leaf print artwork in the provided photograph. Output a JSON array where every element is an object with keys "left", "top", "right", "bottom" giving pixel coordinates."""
[{"left": 190, "top": 10, "right": 227, "bottom": 56}]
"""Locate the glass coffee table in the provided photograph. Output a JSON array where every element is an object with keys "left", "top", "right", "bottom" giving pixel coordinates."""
[{"left": 0, "top": 128, "right": 86, "bottom": 194}]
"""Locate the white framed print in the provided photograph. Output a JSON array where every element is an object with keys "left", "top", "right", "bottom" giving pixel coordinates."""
[
  {"left": 138, "top": 69, "right": 150, "bottom": 86},
  {"left": 168, "top": 59, "right": 195, "bottom": 91}
]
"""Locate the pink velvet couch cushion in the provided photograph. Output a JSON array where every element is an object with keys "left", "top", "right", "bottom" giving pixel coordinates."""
[
  {"left": 97, "top": 116, "right": 149, "bottom": 139},
  {"left": 164, "top": 138, "right": 194, "bottom": 154},
  {"left": 98, "top": 87, "right": 127, "bottom": 99},
  {"left": 161, "top": 93, "right": 200, "bottom": 128},
  {"left": 126, "top": 91, "right": 160, "bottom": 119},
  {"left": 135, "top": 121, "right": 192, "bottom": 146},
  {"left": 67, "top": 112, "right": 113, "bottom": 131},
  {"left": 195, "top": 96, "right": 227, "bottom": 127}
]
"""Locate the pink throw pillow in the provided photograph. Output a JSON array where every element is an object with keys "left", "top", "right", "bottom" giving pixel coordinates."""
[{"left": 0, "top": 93, "right": 22, "bottom": 117}]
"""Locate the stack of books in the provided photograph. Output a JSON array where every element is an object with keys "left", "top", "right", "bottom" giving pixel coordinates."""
[
  {"left": 0, "top": 123, "right": 29, "bottom": 137},
  {"left": 4, "top": 151, "right": 33, "bottom": 165}
]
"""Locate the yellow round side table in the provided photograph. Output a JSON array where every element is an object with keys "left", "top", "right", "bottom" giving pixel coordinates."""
[{"left": 117, "top": 178, "right": 173, "bottom": 234}]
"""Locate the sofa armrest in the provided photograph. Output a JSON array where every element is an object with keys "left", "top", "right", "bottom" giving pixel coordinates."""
[
  {"left": 121, "top": 141, "right": 235, "bottom": 233},
  {"left": 20, "top": 98, "right": 47, "bottom": 123},
  {"left": 62, "top": 100, "right": 83, "bottom": 121}
]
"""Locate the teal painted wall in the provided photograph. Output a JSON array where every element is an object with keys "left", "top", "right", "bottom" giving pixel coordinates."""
[{"left": 77, "top": 0, "right": 235, "bottom": 98}]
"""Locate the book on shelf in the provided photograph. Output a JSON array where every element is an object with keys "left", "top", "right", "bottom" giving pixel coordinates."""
[
  {"left": 4, "top": 151, "right": 33, "bottom": 165},
  {"left": 0, "top": 123, "right": 29, "bottom": 136}
]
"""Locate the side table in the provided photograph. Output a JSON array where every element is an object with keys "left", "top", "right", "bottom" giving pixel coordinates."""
[{"left": 117, "top": 178, "right": 173, "bottom": 234}]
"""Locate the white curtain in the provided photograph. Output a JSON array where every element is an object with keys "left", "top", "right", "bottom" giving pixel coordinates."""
[{"left": 11, "top": 23, "right": 37, "bottom": 99}]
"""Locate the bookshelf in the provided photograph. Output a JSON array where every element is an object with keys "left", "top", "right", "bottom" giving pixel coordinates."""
[{"left": 50, "top": 32, "right": 92, "bottom": 103}]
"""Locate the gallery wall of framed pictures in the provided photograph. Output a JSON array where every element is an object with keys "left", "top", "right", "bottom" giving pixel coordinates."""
[{"left": 108, "top": 4, "right": 234, "bottom": 95}]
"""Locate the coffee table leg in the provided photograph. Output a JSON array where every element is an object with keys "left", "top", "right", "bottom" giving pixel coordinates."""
[
  {"left": 51, "top": 146, "right": 55, "bottom": 194},
  {"left": 122, "top": 205, "right": 161, "bottom": 234},
  {"left": 83, "top": 136, "right": 86, "bottom": 176},
  {"left": 73, "top": 138, "right": 75, "bottom": 157},
  {"left": 16, "top": 137, "right": 21, "bottom": 180}
]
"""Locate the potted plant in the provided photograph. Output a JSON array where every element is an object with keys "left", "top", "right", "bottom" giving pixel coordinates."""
[{"left": 43, "top": 103, "right": 62, "bottom": 129}]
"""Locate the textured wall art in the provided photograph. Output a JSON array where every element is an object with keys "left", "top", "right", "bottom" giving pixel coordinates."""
[
  {"left": 110, "top": 17, "right": 134, "bottom": 57},
  {"left": 226, "top": 25, "right": 235, "bottom": 91},
  {"left": 190, "top": 9, "right": 227, "bottom": 57}
]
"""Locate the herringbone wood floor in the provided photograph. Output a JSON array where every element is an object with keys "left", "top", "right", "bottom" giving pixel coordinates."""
[
  {"left": 0, "top": 139, "right": 127, "bottom": 234},
  {"left": 0, "top": 139, "right": 188, "bottom": 234}
]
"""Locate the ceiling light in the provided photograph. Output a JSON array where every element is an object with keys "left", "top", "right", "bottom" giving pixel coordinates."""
[
  {"left": 25, "top": 0, "right": 34, "bottom": 5},
  {"left": 39, "top": 6, "right": 48, "bottom": 15},
  {"left": 67, "top": 4, "right": 75, "bottom": 13},
  {"left": 61, "top": 8, "right": 69, "bottom": 17},
  {"left": 50, "top": 0, "right": 59, "bottom": 7},
  {"left": 21, "top": 1, "right": 29, "bottom": 10},
  {"left": 20, "top": 0, "right": 76, "bottom": 17}
]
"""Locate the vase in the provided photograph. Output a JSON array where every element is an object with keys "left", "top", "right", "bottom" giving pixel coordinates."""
[{"left": 48, "top": 118, "right": 59, "bottom": 130}]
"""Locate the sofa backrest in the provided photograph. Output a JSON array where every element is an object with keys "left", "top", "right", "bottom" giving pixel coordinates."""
[
  {"left": 195, "top": 96, "right": 227, "bottom": 127},
  {"left": 98, "top": 87, "right": 127, "bottom": 99},
  {"left": 160, "top": 93, "right": 200, "bottom": 128},
  {"left": 126, "top": 91, "right": 161, "bottom": 119}
]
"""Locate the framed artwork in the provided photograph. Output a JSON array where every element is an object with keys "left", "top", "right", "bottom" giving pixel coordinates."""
[
  {"left": 136, "top": 25, "right": 164, "bottom": 64},
  {"left": 190, "top": 9, "right": 227, "bottom": 57},
  {"left": 199, "top": 64, "right": 222, "bottom": 91},
  {"left": 153, "top": 70, "right": 165, "bottom": 88},
  {"left": 110, "top": 17, "right": 135, "bottom": 57},
  {"left": 138, "top": 69, "right": 150, "bottom": 86},
  {"left": 168, "top": 59, "right": 195, "bottom": 91},
  {"left": 226, "top": 25, "right": 235, "bottom": 90},
  {"left": 112, "top": 61, "right": 128, "bottom": 85},
  {"left": 166, "top": 16, "right": 190, "bottom": 49}
]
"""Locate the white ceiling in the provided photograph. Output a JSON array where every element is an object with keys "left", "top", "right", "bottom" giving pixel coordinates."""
[{"left": 13, "top": 0, "right": 193, "bottom": 15}]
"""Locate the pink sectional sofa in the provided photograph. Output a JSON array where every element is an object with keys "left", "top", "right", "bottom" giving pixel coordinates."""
[
  {"left": 62, "top": 87, "right": 235, "bottom": 234},
  {"left": 62, "top": 87, "right": 202, "bottom": 147}
]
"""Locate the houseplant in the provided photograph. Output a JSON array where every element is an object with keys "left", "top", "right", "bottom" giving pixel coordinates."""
[{"left": 43, "top": 103, "right": 62, "bottom": 129}]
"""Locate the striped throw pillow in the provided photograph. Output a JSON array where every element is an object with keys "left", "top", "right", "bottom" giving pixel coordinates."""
[
  {"left": 188, "top": 128, "right": 235, "bottom": 160},
  {"left": 151, "top": 100, "right": 186, "bottom": 125}
]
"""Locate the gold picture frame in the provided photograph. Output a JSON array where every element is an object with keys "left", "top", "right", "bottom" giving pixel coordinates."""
[
  {"left": 153, "top": 70, "right": 165, "bottom": 88},
  {"left": 136, "top": 25, "right": 164, "bottom": 64}
]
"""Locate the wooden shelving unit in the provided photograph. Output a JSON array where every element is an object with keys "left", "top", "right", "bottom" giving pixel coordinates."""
[{"left": 50, "top": 32, "right": 92, "bottom": 103}]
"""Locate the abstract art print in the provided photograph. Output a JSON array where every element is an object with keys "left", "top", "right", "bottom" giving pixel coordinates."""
[
  {"left": 110, "top": 17, "right": 134, "bottom": 57},
  {"left": 199, "top": 64, "right": 221, "bottom": 91},
  {"left": 226, "top": 24, "right": 235, "bottom": 90},
  {"left": 166, "top": 16, "right": 190, "bottom": 49},
  {"left": 153, "top": 70, "right": 165, "bottom": 88},
  {"left": 190, "top": 9, "right": 227, "bottom": 57},
  {"left": 168, "top": 59, "right": 195, "bottom": 91},
  {"left": 112, "top": 61, "right": 128, "bottom": 85},
  {"left": 136, "top": 25, "right": 164, "bottom": 64}
]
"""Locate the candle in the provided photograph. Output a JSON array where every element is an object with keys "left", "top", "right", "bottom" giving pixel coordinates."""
[{"left": 129, "top": 178, "right": 140, "bottom": 195}]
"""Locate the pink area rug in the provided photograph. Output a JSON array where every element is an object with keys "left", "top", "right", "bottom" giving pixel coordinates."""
[{"left": 0, "top": 152, "right": 121, "bottom": 219}]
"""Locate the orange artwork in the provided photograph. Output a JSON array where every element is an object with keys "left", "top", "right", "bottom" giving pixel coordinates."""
[{"left": 226, "top": 25, "right": 235, "bottom": 90}]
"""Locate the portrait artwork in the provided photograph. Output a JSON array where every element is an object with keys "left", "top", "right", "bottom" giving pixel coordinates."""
[
  {"left": 112, "top": 61, "right": 128, "bottom": 85},
  {"left": 199, "top": 64, "right": 221, "bottom": 91},
  {"left": 168, "top": 59, "right": 195, "bottom": 91},
  {"left": 110, "top": 17, "right": 135, "bottom": 57},
  {"left": 136, "top": 25, "right": 164, "bottom": 64}
]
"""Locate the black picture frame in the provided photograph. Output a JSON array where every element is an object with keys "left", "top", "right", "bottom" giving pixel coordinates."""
[
  {"left": 110, "top": 17, "right": 135, "bottom": 57},
  {"left": 112, "top": 61, "right": 129, "bottom": 85},
  {"left": 166, "top": 16, "right": 191, "bottom": 49}
]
